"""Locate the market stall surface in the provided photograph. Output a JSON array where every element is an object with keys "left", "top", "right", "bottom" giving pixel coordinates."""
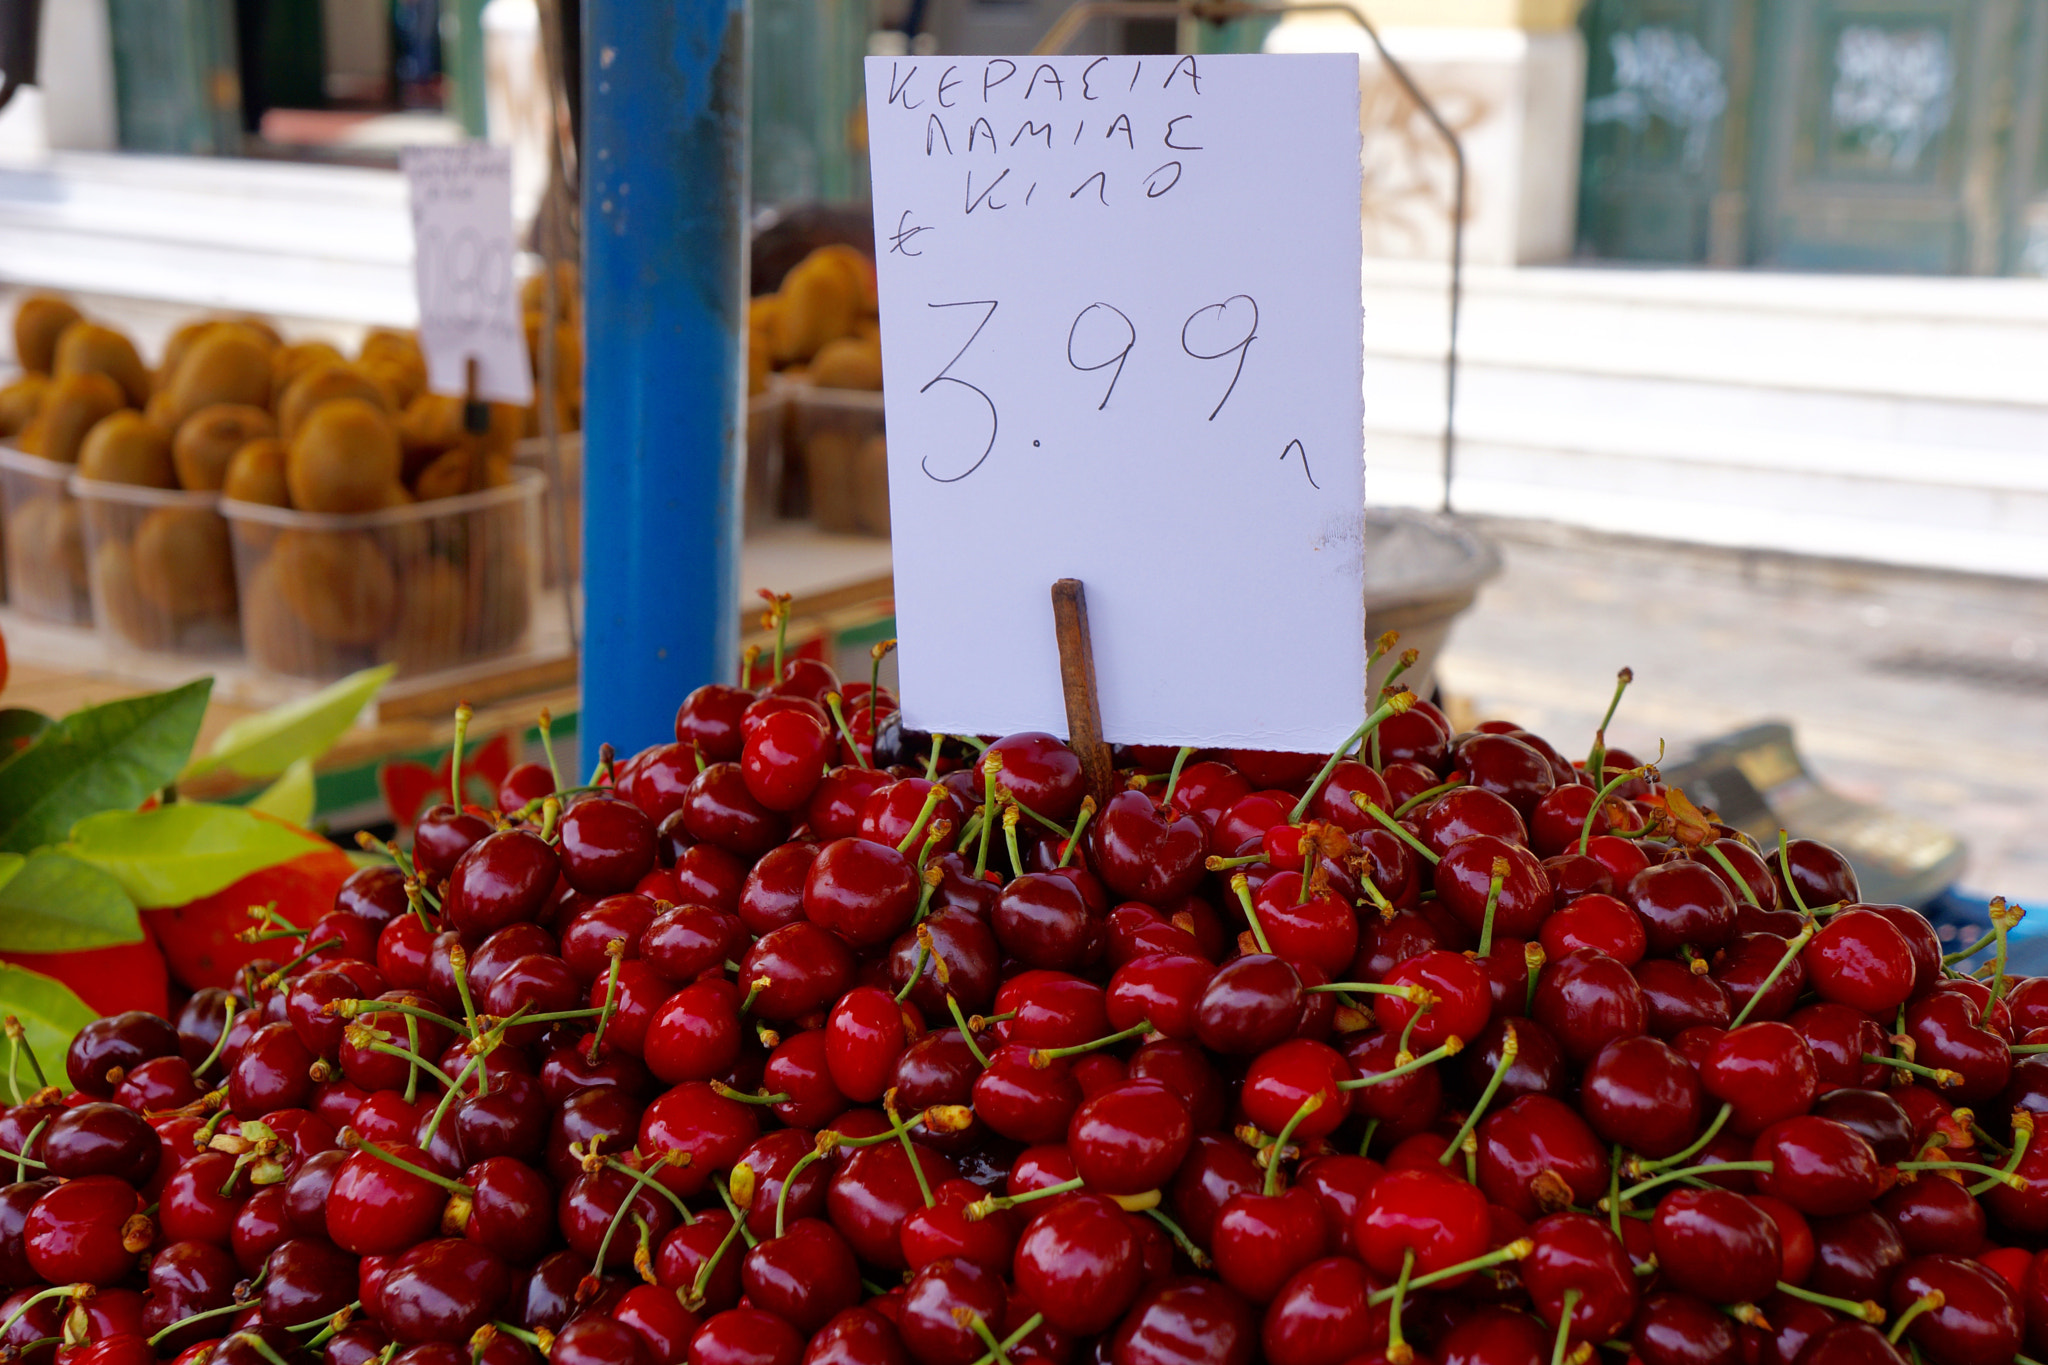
[{"left": 1439, "top": 517, "right": 2048, "bottom": 908}]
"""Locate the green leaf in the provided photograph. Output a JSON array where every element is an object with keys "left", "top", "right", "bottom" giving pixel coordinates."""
[
  {"left": 0, "top": 710, "right": 53, "bottom": 764},
  {"left": 0, "top": 964, "right": 96, "bottom": 1095},
  {"left": 185, "top": 665, "right": 392, "bottom": 780},
  {"left": 0, "top": 680, "right": 212, "bottom": 855},
  {"left": 0, "top": 850, "right": 142, "bottom": 953},
  {"left": 247, "top": 759, "right": 317, "bottom": 827},
  {"left": 64, "top": 803, "right": 329, "bottom": 910}
]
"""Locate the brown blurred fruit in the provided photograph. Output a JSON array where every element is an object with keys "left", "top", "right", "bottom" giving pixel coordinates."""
[
  {"left": 287, "top": 397, "right": 403, "bottom": 513},
  {"left": 270, "top": 341, "right": 345, "bottom": 394},
  {"left": 92, "top": 540, "right": 174, "bottom": 650},
  {"left": 28, "top": 372, "right": 127, "bottom": 464},
  {"left": 173, "top": 404, "right": 276, "bottom": 491},
  {"left": 166, "top": 325, "right": 272, "bottom": 422},
  {"left": 223, "top": 437, "right": 291, "bottom": 507},
  {"left": 54, "top": 322, "right": 150, "bottom": 407},
  {"left": 13, "top": 295, "right": 83, "bottom": 374},
  {"left": 269, "top": 529, "right": 397, "bottom": 644},
  {"left": 134, "top": 506, "right": 238, "bottom": 618},
  {"left": 808, "top": 336, "right": 883, "bottom": 391},
  {"left": 0, "top": 375, "right": 48, "bottom": 439},
  {"left": 77, "top": 411, "right": 176, "bottom": 488},
  {"left": 278, "top": 362, "right": 391, "bottom": 441}
]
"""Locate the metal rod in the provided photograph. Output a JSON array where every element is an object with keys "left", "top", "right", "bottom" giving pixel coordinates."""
[
  {"left": 581, "top": 0, "right": 751, "bottom": 755},
  {"left": 1034, "top": 0, "right": 1464, "bottom": 513}
]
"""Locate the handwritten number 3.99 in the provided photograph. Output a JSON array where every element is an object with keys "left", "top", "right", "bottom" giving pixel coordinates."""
[{"left": 920, "top": 300, "right": 1000, "bottom": 483}]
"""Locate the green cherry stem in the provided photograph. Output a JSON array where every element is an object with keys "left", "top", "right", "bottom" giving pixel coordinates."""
[
  {"left": 1441, "top": 1023, "right": 1518, "bottom": 1168},
  {"left": 1338, "top": 1038, "right": 1463, "bottom": 1089},
  {"left": 1577, "top": 761, "right": 1654, "bottom": 857},
  {"left": 1635, "top": 1103, "right": 1734, "bottom": 1173},
  {"left": 1476, "top": 856, "right": 1508, "bottom": 959},
  {"left": 1776, "top": 831, "right": 1812, "bottom": 916},
  {"left": 1887, "top": 1292, "right": 1944, "bottom": 1346},
  {"left": 824, "top": 694, "right": 872, "bottom": 771},
  {"left": 450, "top": 702, "right": 471, "bottom": 809},
  {"left": 1385, "top": 1248, "right": 1417, "bottom": 1365},
  {"left": 1290, "top": 692, "right": 1415, "bottom": 823},
  {"left": 4, "top": 1017, "right": 49, "bottom": 1092},
  {"left": 1262, "top": 1094, "right": 1324, "bottom": 1196},
  {"left": 1160, "top": 747, "right": 1196, "bottom": 808},
  {"left": 1611, "top": 1161, "right": 1772, "bottom": 1208},
  {"left": 1058, "top": 797, "right": 1095, "bottom": 869},
  {"left": 1393, "top": 777, "right": 1466, "bottom": 820},
  {"left": 1774, "top": 1281, "right": 1885, "bottom": 1323},
  {"left": 1365, "top": 1239, "right": 1532, "bottom": 1306},
  {"left": 1230, "top": 874, "right": 1273, "bottom": 955},
  {"left": 895, "top": 786, "right": 948, "bottom": 857},
  {"left": 1727, "top": 924, "right": 1817, "bottom": 1029},
  {"left": 1030, "top": 1021, "right": 1152, "bottom": 1068},
  {"left": 1354, "top": 798, "right": 1440, "bottom": 866},
  {"left": 1584, "top": 667, "right": 1633, "bottom": 784}
]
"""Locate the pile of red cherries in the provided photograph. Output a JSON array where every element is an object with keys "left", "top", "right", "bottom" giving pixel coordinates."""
[{"left": 5, "top": 646, "right": 2046, "bottom": 1365}]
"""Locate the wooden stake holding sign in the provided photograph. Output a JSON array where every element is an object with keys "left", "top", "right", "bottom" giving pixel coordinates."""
[
  {"left": 1051, "top": 579, "right": 1116, "bottom": 807},
  {"left": 864, "top": 54, "right": 1368, "bottom": 753}
]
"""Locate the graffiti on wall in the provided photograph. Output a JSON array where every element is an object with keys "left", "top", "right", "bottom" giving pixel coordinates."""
[
  {"left": 1829, "top": 24, "right": 1952, "bottom": 172},
  {"left": 1584, "top": 27, "right": 1728, "bottom": 172}
]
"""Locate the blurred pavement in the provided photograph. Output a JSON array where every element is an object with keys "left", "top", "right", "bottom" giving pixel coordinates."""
[{"left": 1436, "top": 518, "right": 2048, "bottom": 909}]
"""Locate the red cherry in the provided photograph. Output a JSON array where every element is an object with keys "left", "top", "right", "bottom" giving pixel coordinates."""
[
  {"left": 688, "top": 1307, "right": 803, "bottom": 1365},
  {"left": 1524, "top": 1212, "right": 1638, "bottom": 1345},
  {"left": 826, "top": 985, "right": 920, "bottom": 1103},
  {"left": 1580, "top": 1035, "right": 1703, "bottom": 1158},
  {"left": 741, "top": 708, "right": 834, "bottom": 813},
  {"left": 1701, "top": 1022, "right": 1819, "bottom": 1136},
  {"left": 1212, "top": 1185, "right": 1329, "bottom": 1306},
  {"left": 804, "top": 838, "right": 920, "bottom": 951},
  {"left": 1532, "top": 949, "right": 1650, "bottom": 1064},
  {"left": 1374, "top": 949, "right": 1490, "bottom": 1052},
  {"left": 1432, "top": 837, "right": 1552, "bottom": 941},
  {"left": 740, "top": 1217, "right": 862, "bottom": 1335},
  {"left": 1193, "top": 955, "right": 1304, "bottom": 1056},
  {"left": 1627, "top": 861, "right": 1738, "bottom": 955},
  {"left": 1356, "top": 1167, "right": 1488, "bottom": 1279},
  {"left": 675, "top": 684, "right": 752, "bottom": 762},
  {"left": 1010, "top": 1193, "right": 1143, "bottom": 1336},
  {"left": 24, "top": 1176, "right": 146, "bottom": 1285},
  {"left": 1089, "top": 792, "right": 1206, "bottom": 906},
  {"left": 1752, "top": 1116, "right": 1882, "bottom": 1217},
  {"left": 1242, "top": 1039, "right": 1353, "bottom": 1142},
  {"left": 643, "top": 980, "right": 744, "bottom": 1085},
  {"left": 1651, "top": 1188, "right": 1782, "bottom": 1304},
  {"left": 1068, "top": 1079, "right": 1192, "bottom": 1195},
  {"left": 1886, "top": 1254, "right": 2023, "bottom": 1365},
  {"left": 557, "top": 795, "right": 658, "bottom": 896},
  {"left": 1803, "top": 910, "right": 1917, "bottom": 1016},
  {"left": 1540, "top": 894, "right": 1645, "bottom": 966},
  {"left": 1259, "top": 1256, "right": 1387, "bottom": 1365},
  {"left": 1475, "top": 1093, "right": 1607, "bottom": 1221}
]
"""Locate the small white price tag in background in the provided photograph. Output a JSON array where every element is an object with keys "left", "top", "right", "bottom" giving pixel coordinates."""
[
  {"left": 401, "top": 144, "right": 535, "bottom": 406},
  {"left": 864, "top": 53, "right": 1365, "bottom": 750}
]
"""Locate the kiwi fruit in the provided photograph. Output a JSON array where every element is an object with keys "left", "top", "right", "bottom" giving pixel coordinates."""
[
  {"left": 92, "top": 540, "right": 174, "bottom": 650},
  {"left": 243, "top": 558, "right": 345, "bottom": 677},
  {"left": 223, "top": 437, "right": 291, "bottom": 507},
  {"left": 156, "top": 320, "right": 214, "bottom": 389},
  {"left": 278, "top": 363, "right": 391, "bottom": 442},
  {"left": 270, "top": 341, "right": 345, "bottom": 394},
  {"left": 13, "top": 295, "right": 83, "bottom": 374},
  {"left": 174, "top": 404, "right": 275, "bottom": 491},
  {"left": 411, "top": 449, "right": 475, "bottom": 502},
  {"left": 133, "top": 506, "right": 238, "bottom": 618},
  {"left": 0, "top": 375, "right": 48, "bottom": 439},
  {"left": 78, "top": 411, "right": 176, "bottom": 488},
  {"left": 268, "top": 529, "right": 397, "bottom": 645},
  {"left": 286, "top": 398, "right": 403, "bottom": 513},
  {"left": 771, "top": 253, "right": 861, "bottom": 365},
  {"left": 808, "top": 336, "right": 883, "bottom": 391},
  {"left": 359, "top": 329, "right": 425, "bottom": 370},
  {"left": 30, "top": 372, "right": 126, "bottom": 464},
  {"left": 387, "top": 557, "right": 468, "bottom": 672},
  {"left": 166, "top": 325, "right": 272, "bottom": 423},
  {"left": 54, "top": 322, "right": 151, "bottom": 407},
  {"left": 9, "top": 494, "right": 87, "bottom": 611},
  {"left": 398, "top": 393, "right": 465, "bottom": 477},
  {"left": 468, "top": 513, "right": 532, "bottom": 651}
]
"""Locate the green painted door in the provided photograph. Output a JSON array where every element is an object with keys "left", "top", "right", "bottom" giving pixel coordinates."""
[
  {"left": 1748, "top": 0, "right": 2019, "bottom": 273},
  {"left": 1578, "top": 0, "right": 1746, "bottom": 262}
]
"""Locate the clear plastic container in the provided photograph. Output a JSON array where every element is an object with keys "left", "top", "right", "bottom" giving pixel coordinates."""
[
  {"left": 70, "top": 475, "right": 240, "bottom": 655},
  {"left": 789, "top": 385, "right": 886, "bottom": 536},
  {"left": 514, "top": 385, "right": 790, "bottom": 587},
  {"left": 0, "top": 445, "right": 92, "bottom": 624},
  {"left": 221, "top": 470, "right": 543, "bottom": 682}
]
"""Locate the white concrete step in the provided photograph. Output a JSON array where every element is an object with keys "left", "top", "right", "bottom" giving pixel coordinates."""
[{"left": 1365, "top": 260, "right": 2048, "bottom": 579}]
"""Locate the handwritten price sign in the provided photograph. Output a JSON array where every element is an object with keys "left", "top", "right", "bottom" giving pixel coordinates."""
[
  {"left": 864, "top": 53, "right": 1365, "bottom": 749},
  {"left": 401, "top": 145, "right": 533, "bottom": 406}
]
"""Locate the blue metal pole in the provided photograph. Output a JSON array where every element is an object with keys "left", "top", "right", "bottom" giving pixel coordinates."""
[{"left": 581, "top": 0, "right": 750, "bottom": 757}]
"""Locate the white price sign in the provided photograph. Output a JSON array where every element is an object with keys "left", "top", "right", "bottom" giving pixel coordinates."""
[
  {"left": 401, "top": 144, "right": 534, "bottom": 406},
  {"left": 864, "top": 53, "right": 1365, "bottom": 750}
]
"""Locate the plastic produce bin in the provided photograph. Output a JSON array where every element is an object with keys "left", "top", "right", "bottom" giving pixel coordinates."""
[
  {"left": 0, "top": 445, "right": 92, "bottom": 624},
  {"left": 71, "top": 474, "right": 240, "bottom": 654},
  {"left": 222, "top": 471, "right": 543, "bottom": 681}
]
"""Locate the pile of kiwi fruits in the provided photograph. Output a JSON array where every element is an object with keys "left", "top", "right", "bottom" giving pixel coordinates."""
[
  {"left": 747, "top": 246, "right": 889, "bottom": 536},
  {"left": 1, "top": 282, "right": 578, "bottom": 669}
]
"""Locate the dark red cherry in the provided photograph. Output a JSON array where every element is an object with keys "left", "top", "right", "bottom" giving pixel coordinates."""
[
  {"left": 740, "top": 921, "right": 858, "bottom": 1022},
  {"left": 1752, "top": 1116, "right": 1882, "bottom": 1217},
  {"left": 1192, "top": 955, "right": 1303, "bottom": 1056},
  {"left": 1904, "top": 990, "right": 2011, "bottom": 1105},
  {"left": 25, "top": 1175, "right": 147, "bottom": 1284},
  {"left": 336, "top": 864, "right": 411, "bottom": 927},
  {"left": 682, "top": 762, "right": 790, "bottom": 860},
  {"left": 640, "top": 904, "right": 747, "bottom": 986},
  {"left": 377, "top": 1238, "right": 511, "bottom": 1344},
  {"left": 977, "top": 732, "right": 1086, "bottom": 823},
  {"left": 1540, "top": 893, "right": 1645, "bottom": 965},
  {"left": 444, "top": 830, "right": 559, "bottom": 937},
  {"left": 1770, "top": 840, "right": 1859, "bottom": 913},
  {"left": 1433, "top": 836, "right": 1552, "bottom": 940},
  {"left": 1524, "top": 1212, "right": 1638, "bottom": 1345},
  {"left": 1803, "top": 910, "right": 1916, "bottom": 1017},
  {"left": 1876, "top": 1171, "right": 1985, "bottom": 1256},
  {"left": 1089, "top": 792, "right": 1206, "bottom": 907},
  {"left": 41, "top": 1102, "right": 159, "bottom": 1185},
  {"left": 67, "top": 1011, "right": 182, "bottom": 1098},
  {"left": 740, "top": 1217, "right": 861, "bottom": 1335},
  {"left": 1110, "top": 1276, "right": 1257, "bottom": 1365},
  {"left": 1701, "top": 1022, "right": 1818, "bottom": 1136},
  {"left": 804, "top": 837, "right": 920, "bottom": 951},
  {"left": 1580, "top": 1035, "right": 1703, "bottom": 1158},
  {"left": 1629, "top": 1292, "right": 1740, "bottom": 1365},
  {"left": 1212, "top": 1186, "right": 1328, "bottom": 1306},
  {"left": 638, "top": 1082, "right": 760, "bottom": 1199},
  {"left": 1452, "top": 732, "right": 1555, "bottom": 816},
  {"left": 675, "top": 684, "right": 752, "bottom": 762},
  {"left": 1012, "top": 1193, "right": 1143, "bottom": 1336},
  {"left": 1532, "top": 949, "right": 1650, "bottom": 1064},
  {"left": 825, "top": 1138, "right": 957, "bottom": 1272},
  {"left": 653, "top": 1210, "right": 743, "bottom": 1313},
  {"left": 688, "top": 1307, "right": 803, "bottom": 1365},
  {"left": 1627, "top": 861, "right": 1737, "bottom": 955},
  {"left": 741, "top": 708, "right": 834, "bottom": 814},
  {"left": 1476, "top": 1093, "right": 1606, "bottom": 1220},
  {"left": 1357, "top": 1167, "right": 1488, "bottom": 1280},
  {"left": 1806, "top": 1208, "right": 1904, "bottom": 1302},
  {"left": 1886, "top": 1254, "right": 2023, "bottom": 1365},
  {"left": 1259, "top": 1256, "right": 1386, "bottom": 1365},
  {"left": 414, "top": 804, "right": 493, "bottom": 882},
  {"left": 1633, "top": 958, "right": 1732, "bottom": 1038},
  {"left": 1650, "top": 1188, "right": 1781, "bottom": 1304},
  {"left": 1068, "top": 1079, "right": 1192, "bottom": 1196},
  {"left": 898, "top": 1255, "right": 1008, "bottom": 1365}
]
